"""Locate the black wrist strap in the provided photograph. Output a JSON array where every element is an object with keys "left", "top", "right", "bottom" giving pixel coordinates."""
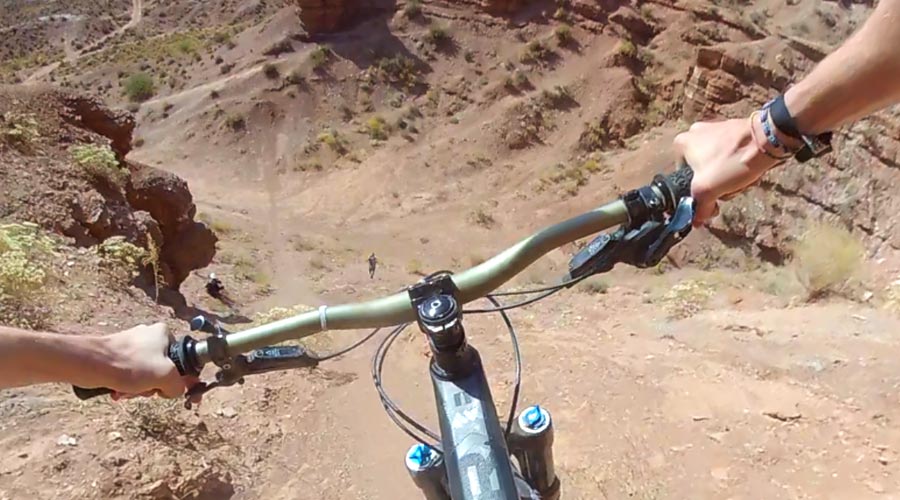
[{"left": 768, "top": 94, "right": 802, "bottom": 140}]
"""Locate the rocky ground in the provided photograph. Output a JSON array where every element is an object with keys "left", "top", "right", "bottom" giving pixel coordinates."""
[{"left": 3, "top": 0, "right": 900, "bottom": 499}]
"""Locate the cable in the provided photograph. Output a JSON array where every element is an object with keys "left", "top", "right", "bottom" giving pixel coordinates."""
[
  {"left": 314, "top": 327, "right": 383, "bottom": 361},
  {"left": 484, "top": 295, "right": 522, "bottom": 437},
  {"left": 487, "top": 279, "right": 575, "bottom": 297},
  {"left": 372, "top": 323, "right": 442, "bottom": 449},
  {"left": 465, "top": 286, "right": 562, "bottom": 314}
]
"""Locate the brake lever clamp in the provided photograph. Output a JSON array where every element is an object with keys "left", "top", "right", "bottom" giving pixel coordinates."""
[{"left": 566, "top": 197, "right": 695, "bottom": 281}]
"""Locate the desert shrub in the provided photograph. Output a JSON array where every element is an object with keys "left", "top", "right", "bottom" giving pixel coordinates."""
[
  {"left": 1, "top": 113, "right": 40, "bottom": 151},
  {"left": 578, "top": 121, "right": 609, "bottom": 151},
  {"left": 309, "top": 46, "right": 331, "bottom": 69},
  {"left": 521, "top": 40, "right": 552, "bottom": 63},
  {"left": 792, "top": 223, "right": 863, "bottom": 298},
  {"left": 554, "top": 24, "right": 573, "bottom": 44},
  {"left": 406, "top": 258, "right": 425, "bottom": 276},
  {"left": 539, "top": 159, "right": 603, "bottom": 196},
  {"left": 663, "top": 280, "right": 714, "bottom": 319},
  {"left": 0, "top": 223, "right": 56, "bottom": 328},
  {"left": 97, "top": 236, "right": 148, "bottom": 285},
  {"left": 404, "top": 0, "right": 422, "bottom": 17},
  {"left": 426, "top": 23, "right": 451, "bottom": 45},
  {"left": 540, "top": 84, "right": 573, "bottom": 107},
  {"left": 225, "top": 113, "right": 246, "bottom": 131},
  {"left": 286, "top": 68, "right": 306, "bottom": 85},
  {"left": 470, "top": 208, "right": 495, "bottom": 228},
  {"left": 366, "top": 116, "right": 390, "bottom": 140},
  {"left": 124, "top": 72, "right": 155, "bottom": 102},
  {"left": 376, "top": 55, "right": 419, "bottom": 89},
  {"left": 71, "top": 143, "right": 128, "bottom": 186},
  {"left": 317, "top": 130, "right": 348, "bottom": 155},
  {"left": 262, "top": 63, "right": 280, "bottom": 79},
  {"left": 212, "top": 30, "right": 232, "bottom": 45},
  {"left": 617, "top": 40, "right": 637, "bottom": 59},
  {"left": 579, "top": 277, "right": 609, "bottom": 294}
]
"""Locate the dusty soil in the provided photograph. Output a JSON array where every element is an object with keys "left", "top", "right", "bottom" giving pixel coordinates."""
[{"left": 3, "top": 0, "right": 900, "bottom": 499}]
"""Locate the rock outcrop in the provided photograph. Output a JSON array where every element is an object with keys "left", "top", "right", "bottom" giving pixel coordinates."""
[
  {"left": 126, "top": 162, "right": 216, "bottom": 287},
  {"left": 295, "top": 0, "right": 396, "bottom": 35},
  {"left": 0, "top": 85, "right": 215, "bottom": 290},
  {"left": 481, "top": 0, "right": 528, "bottom": 14},
  {"left": 60, "top": 94, "right": 135, "bottom": 158},
  {"left": 682, "top": 40, "right": 795, "bottom": 121}
]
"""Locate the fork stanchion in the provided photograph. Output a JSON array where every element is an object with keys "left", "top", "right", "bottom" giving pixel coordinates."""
[{"left": 405, "top": 443, "right": 450, "bottom": 500}]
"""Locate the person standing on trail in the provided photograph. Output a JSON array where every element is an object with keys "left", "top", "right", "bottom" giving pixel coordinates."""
[
  {"left": 676, "top": 0, "right": 900, "bottom": 226},
  {"left": 368, "top": 253, "right": 378, "bottom": 279}
]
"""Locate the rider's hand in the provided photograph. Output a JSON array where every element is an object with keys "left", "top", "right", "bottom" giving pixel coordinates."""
[
  {"left": 673, "top": 117, "right": 786, "bottom": 226},
  {"left": 101, "top": 323, "right": 199, "bottom": 400}
]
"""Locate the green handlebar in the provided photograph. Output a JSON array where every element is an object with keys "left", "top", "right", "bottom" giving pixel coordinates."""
[{"left": 193, "top": 199, "right": 630, "bottom": 364}]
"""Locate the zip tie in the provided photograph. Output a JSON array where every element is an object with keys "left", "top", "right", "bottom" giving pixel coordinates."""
[{"left": 318, "top": 305, "right": 328, "bottom": 330}]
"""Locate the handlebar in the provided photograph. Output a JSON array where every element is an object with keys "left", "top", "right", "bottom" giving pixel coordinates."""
[{"left": 73, "top": 163, "right": 693, "bottom": 400}]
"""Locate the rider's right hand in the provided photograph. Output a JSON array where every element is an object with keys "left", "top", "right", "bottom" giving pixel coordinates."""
[{"left": 673, "top": 117, "right": 784, "bottom": 227}]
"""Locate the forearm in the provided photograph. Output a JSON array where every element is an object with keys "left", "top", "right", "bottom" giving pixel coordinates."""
[
  {"left": 786, "top": 0, "right": 900, "bottom": 134},
  {"left": 0, "top": 326, "right": 116, "bottom": 390}
]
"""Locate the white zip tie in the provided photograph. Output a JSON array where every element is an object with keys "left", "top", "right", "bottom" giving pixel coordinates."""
[{"left": 318, "top": 305, "right": 328, "bottom": 330}]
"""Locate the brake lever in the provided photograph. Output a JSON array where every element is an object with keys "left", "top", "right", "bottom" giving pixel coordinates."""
[
  {"left": 637, "top": 197, "right": 694, "bottom": 268},
  {"left": 182, "top": 344, "right": 320, "bottom": 409},
  {"left": 565, "top": 197, "right": 694, "bottom": 281}
]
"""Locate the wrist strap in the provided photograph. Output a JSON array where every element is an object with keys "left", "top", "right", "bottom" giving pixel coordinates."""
[
  {"left": 764, "top": 93, "right": 834, "bottom": 163},
  {"left": 767, "top": 94, "right": 802, "bottom": 139}
]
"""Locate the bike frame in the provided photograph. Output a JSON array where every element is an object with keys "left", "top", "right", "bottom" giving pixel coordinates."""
[{"left": 431, "top": 344, "right": 519, "bottom": 499}]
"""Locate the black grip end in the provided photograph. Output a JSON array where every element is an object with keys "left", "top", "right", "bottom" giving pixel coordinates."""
[
  {"left": 73, "top": 386, "right": 114, "bottom": 400},
  {"left": 667, "top": 161, "right": 694, "bottom": 201}
]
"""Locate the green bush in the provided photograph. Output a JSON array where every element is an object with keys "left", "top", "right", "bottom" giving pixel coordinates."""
[
  {"left": 0, "top": 223, "right": 56, "bottom": 328},
  {"left": 0, "top": 222, "right": 54, "bottom": 300},
  {"left": 124, "top": 72, "right": 155, "bottom": 102},
  {"left": 1, "top": 113, "right": 40, "bottom": 152},
  {"left": 317, "top": 130, "right": 348, "bottom": 155},
  {"left": 366, "top": 116, "right": 390, "bottom": 140},
  {"left": 71, "top": 143, "right": 128, "bottom": 186},
  {"left": 376, "top": 55, "right": 419, "bottom": 89},
  {"left": 617, "top": 40, "right": 637, "bottom": 59}
]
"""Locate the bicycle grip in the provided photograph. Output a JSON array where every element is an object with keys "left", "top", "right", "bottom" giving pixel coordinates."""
[
  {"left": 72, "top": 336, "right": 199, "bottom": 401},
  {"left": 666, "top": 161, "right": 694, "bottom": 201}
]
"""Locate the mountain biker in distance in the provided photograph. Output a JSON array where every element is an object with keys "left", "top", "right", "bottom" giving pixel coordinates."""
[{"left": 2, "top": 0, "right": 900, "bottom": 401}]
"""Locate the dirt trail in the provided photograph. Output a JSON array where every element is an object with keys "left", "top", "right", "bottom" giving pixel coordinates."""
[{"left": 24, "top": 0, "right": 143, "bottom": 83}]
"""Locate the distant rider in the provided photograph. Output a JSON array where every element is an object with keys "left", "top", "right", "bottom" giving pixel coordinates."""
[
  {"left": 206, "top": 273, "right": 225, "bottom": 299},
  {"left": 368, "top": 253, "right": 378, "bottom": 279}
]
